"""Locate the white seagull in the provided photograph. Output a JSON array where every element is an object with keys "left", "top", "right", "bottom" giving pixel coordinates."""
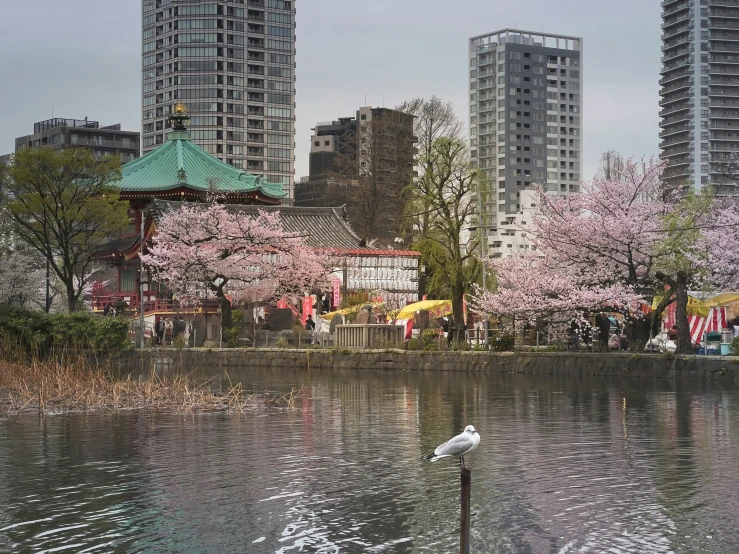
[{"left": 425, "top": 425, "right": 480, "bottom": 468}]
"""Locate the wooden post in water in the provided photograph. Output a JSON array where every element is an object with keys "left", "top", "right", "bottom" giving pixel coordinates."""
[{"left": 460, "top": 465, "right": 471, "bottom": 554}]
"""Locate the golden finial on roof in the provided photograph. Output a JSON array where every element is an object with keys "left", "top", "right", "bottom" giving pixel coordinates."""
[{"left": 169, "top": 103, "right": 190, "bottom": 132}]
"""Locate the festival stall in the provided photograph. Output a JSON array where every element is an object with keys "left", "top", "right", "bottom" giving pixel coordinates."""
[{"left": 657, "top": 292, "right": 739, "bottom": 350}]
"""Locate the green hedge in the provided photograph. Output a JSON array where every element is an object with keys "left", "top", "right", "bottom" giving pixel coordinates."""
[{"left": 0, "top": 305, "right": 131, "bottom": 355}]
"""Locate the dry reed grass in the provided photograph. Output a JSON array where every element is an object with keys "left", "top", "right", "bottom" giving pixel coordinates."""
[{"left": 0, "top": 346, "right": 310, "bottom": 416}]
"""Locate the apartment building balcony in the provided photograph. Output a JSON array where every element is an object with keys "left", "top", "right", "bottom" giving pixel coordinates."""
[
  {"left": 662, "top": 142, "right": 694, "bottom": 156},
  {"left": 662, "top": 0, "right": 695, "bottom": 12},
  {"left": 659, "top": 133, "right": 693, "bottom": 149},
  {"left": 662, "top": 24, "right": 691, "bottom": 41},
  {"left": 662, "top": 165, "right": 693, "bottom": 180},
  {"left": 708, "top": 109, "right": 739, "bottom": 119},
  {"left": 661, "top": 0, "right": 689, "bottom": 8},
  {"left": 660, "top": 122, "right": 693, "bottom": 138},
  {"left": 710, "top": 32, "right": 739, "bottom": 42},
  {"left": 661, "top": 156, "right": 694, "bottom": 171},
  {"left": 69, "top": 137, "right": 138, "bottom": 149},
  {"left": 710, "top": 53, "right": 739, "bottom": 64},
  {"left": 710, "top": 74, "right": 739, "bottom": 87},
  {"left": 662, "top": 11, "right": 693, "bottom": 30},
  {"left": 710, "top": 142, "right": 739, "bottom": 150},
  {"left": 712, "top": 0, "right": 739, "bottom": 6},
  {"left": 709, "top": 63, "right": 739, "bottom": 74},
  {"left": 661, "top": 57, "right": 693, "bottom": 74},
  {"left": 662, "top": 34, "right": 693, "bottom": 51},
  {"left": 659, "top": 68, "right": 693, "bottom": 85},
  {"left": 712, "top": 10, "right": 739, "bottom": 23},
  {"left": 710, "top": 131, "right": 739, "bottom": 140},
  {"left": 659, "top": 91, "right": 693, "bottom": 107},
  {"left": 709, "top": 85, "right": 739, "bottom": 96},
  {"left": 711, "top": 11, "right": 739, "bottom": 23},
  {"left": 662, "top": 111, "right": 694, "bottom": 127},
  {"left": 660, "top": 79, "right": 693, "bottom": 95},
  {"left": 661, "top": 47, "right": 692, "bottom": 63},
  {"left": 709, "top": 98, "right": 739, "bottom": 107}
]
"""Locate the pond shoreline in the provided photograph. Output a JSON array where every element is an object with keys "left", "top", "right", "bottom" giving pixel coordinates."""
[{"left": 114, "top": 349, "right": 739, "bottom": 383}]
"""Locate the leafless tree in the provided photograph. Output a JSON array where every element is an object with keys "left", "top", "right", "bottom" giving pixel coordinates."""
[
  {"left": 329, "top": 110, "right": 415, "bottom": 244},
  {"left": 398, "top": 96, "right": 463, "bottom": 161},
  {"left": 598, "top": 149, "right": 626, "bottom": 181},
  {"left": 398, "top": 97, "right": 464, "bottom": 242}
]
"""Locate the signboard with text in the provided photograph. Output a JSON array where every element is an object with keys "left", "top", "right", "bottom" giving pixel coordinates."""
[{"left": 332, "top": 279, "right": 341, "bottom": 310}]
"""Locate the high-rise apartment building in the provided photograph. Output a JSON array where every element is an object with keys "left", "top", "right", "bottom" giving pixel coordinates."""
[
  {"left": 469, "top": 29, "right": 582, "bottom": 258},
  {"left": 660, "top": 0, "right": 739, "bottom": 194},
  {"left": 141, "top": 0, "right": 296, "bottom": 199}
]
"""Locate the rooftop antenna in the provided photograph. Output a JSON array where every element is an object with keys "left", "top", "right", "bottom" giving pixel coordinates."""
[{"left": 364, "top": 94, "right": 367, "bottom": 106}]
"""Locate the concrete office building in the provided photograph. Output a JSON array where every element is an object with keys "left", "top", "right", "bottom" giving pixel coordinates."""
[
  {"left": 295, "top": 107, "right": 414, "bottom": 244},
  {"left": 141, "top": 0, "right": 296, "bottom": 199},
  {"left": 294, "top": 115, "right": 357, "bottom": 207},
  {"left": 660, "top": 0, "right": 739, "bottom": 194},
  {"left": 10, "top": 118, "right": 140, "bottom": 163},
  {"left": 469, "top": 29, "right": 583, "bottom": 258}
]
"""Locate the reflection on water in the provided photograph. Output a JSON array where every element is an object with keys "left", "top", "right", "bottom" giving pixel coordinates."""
[{"left": 1, "top": 369, "right": 739, "bottom": 553}]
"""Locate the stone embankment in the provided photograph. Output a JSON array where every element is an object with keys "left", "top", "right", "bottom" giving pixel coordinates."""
[{"left": 114, "top": 349, "right": 739, "bottom": 383}]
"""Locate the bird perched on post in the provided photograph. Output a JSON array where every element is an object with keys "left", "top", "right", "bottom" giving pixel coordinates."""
[{"left": 425, "top": 425, "right": 480, "bottom": 468}]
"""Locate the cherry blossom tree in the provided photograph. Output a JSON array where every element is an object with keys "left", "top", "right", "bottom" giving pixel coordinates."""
[
  {"left": 0, "top": 252, "right": 45, "bottom": 308},
  {"left": 142, "top": 202, "right": 330, "bottom": 330},
  {"left": 474, "top": 157, "right": 739, "bottom": 353},
  {"left": 473, "top": 254, "right": 642, "bottom": 324}
]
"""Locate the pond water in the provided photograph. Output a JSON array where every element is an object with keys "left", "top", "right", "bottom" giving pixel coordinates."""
[{"left": 1, "top": 368, "right": 739, "bottom": 553}]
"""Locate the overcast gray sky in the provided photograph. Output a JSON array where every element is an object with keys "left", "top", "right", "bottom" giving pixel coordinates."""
[{"left": 0, "top": 0, "right": 661, "bottom": 181}]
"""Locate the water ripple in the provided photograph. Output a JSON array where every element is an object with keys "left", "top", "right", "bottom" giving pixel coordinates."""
[{"left": 0, "top": 372, "right": 738, "bottom": 552}]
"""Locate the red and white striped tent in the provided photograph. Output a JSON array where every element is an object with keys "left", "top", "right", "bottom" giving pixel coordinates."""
[{"left": 664, "top": 304, "right": 728, "bottom": 345}]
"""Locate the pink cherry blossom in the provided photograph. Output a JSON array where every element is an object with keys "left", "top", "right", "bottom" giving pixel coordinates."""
[
  {"left": 473, "top": 158, "right": 739, "bottom": 349},
  {"left": 142, "top": 203, "right": 331, "bottom": 315}
]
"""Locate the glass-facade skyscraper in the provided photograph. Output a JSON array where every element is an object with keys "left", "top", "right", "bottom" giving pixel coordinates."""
[{"left": 141, "top": 0, "right": 296, "bottom": 199}]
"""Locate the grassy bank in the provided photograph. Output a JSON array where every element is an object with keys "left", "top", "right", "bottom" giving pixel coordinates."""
[{"left": 0, "top": 346, "right": 308, "bottom": 416}]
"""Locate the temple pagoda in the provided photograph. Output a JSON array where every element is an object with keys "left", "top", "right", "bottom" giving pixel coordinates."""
[
  {"left": 97, "top": 105, "right": 284, "bottom": 262},
  {"left": 94, "top": 105, "right": 287, "bottom": 313}
]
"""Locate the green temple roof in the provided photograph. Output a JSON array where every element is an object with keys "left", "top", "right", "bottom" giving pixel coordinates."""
[{"left": 117, "top": 130, "right": 285, "bottom": 199}]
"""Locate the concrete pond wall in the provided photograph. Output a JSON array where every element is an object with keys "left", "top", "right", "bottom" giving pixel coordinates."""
[{"left": 112, "top": 349, "right": 739, "bottom": 384}]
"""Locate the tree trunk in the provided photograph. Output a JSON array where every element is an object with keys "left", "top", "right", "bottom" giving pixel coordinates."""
[
  {"left": 451, "top": 275, "right": 465, "bottom": 343},
  {"left": 673, "top": 272, "right": 693, "bottom": 355},
  {"left": 65, "top": 280, "right": 78, "bottom": 313}
]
